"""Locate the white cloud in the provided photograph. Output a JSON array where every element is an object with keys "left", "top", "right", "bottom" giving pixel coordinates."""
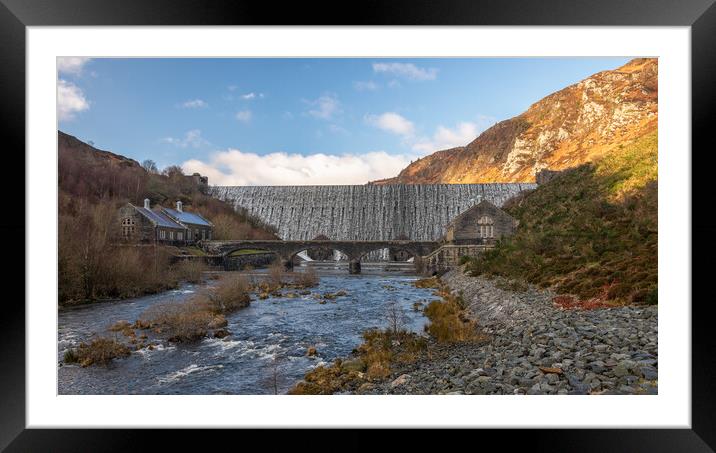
[
  {"left": 372, "top": 62, "right": 438, "bottom": 81},
  {"left": 353, "top": 81, "right": 379, "bottom": 91},
  {"left": 305, "top": 94, "right": 341, "bottom": 120},
  {"left": 183, "top": 149, "right": 415, "bottom": 185},
  {"left": 57, "top": 57, "right": 91, "bottom": 76},
  {"left": 57, "top": 79, "right": 89, "bottom": 122},
  {"left": 161, "top": 129, "right": 210, "bottom": 148},
  {"left": 365, "top": 112, "right": 415, "bottom": 137},
  {"left": 241, "top": 92, "right": 264, "bottom": 100},
  {"left": 236, "top": 110, "right": 252, "bottom": 122},
  {"left": 412, "top": 122, "right": 480, "bottom": 154},
  {"left": 180, "top": 99, "right": 208, "bottom": 109}
]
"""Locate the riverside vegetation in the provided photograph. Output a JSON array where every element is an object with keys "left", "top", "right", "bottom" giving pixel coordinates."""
[
  {"left": 63, "top": 268, "right": 321, "bottom": 367},
  {"left": 58, "top": 131, "right": 277, "bottom": 305}
]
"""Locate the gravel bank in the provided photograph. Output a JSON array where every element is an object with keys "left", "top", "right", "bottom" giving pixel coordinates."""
[{"left": 362, "top": 268, "right": 657, "bottom": 395}]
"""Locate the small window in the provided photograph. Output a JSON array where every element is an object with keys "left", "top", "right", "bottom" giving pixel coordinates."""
[
  {"left": 170, "top": 231, "right": 175, "bottom": 240},
  {"left": 201, "top": 229, "right": 206, "bottom": 240},
  {"left": 477, "top": 216, "right": 494, "bottom": 238},
  {"left": 121, "top": 217, "right": 135, "bottom": 238},
  {"left": 178, "top": 232, "right": 183, "bottom": 240},
  {"left": 159, "top": 230, "right": 166, "bottom": 240}
]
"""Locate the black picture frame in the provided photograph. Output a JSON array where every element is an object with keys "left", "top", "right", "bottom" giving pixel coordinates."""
[{"left": 2, "top": 0, "right": 714, "bottom": 449}]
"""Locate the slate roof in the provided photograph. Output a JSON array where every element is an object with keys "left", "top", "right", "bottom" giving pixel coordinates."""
[
  {"left": 132, "top": 205, "right": 186, "bottom": 230},
  {"left": 162, "top": 208, "right": 213, "bottom": 227}
]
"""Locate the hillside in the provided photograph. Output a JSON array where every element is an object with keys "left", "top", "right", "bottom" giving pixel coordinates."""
[
  {"left": 374, "top": 58, "right": 657, "bottom": 184},
  {"left": 463, "top": 129, "right": 658, "bottom": 305},
  {"left": 58, "top": 131, "right": 278, "bottom": 240},
  {"left": 58, "top": 131, "right": 277, "bottom": 304}
]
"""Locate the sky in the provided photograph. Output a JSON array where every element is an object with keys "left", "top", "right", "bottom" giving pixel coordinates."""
[{"left": 58, "top": 57, "right": 632, "bottom": 185}]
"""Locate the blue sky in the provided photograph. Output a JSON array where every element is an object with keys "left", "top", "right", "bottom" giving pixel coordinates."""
[{"left": 58, "top": 57, "right": 632, "bottom": 185}]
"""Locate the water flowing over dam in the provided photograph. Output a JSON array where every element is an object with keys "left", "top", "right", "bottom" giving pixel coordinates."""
[{"left": 210, "top": 184, "right": 536, "bottom": 259}]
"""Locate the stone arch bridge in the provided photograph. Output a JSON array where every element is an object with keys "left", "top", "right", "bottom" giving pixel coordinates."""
[{"left": 201, "top": 240, "right": 440, "bottom": 274}]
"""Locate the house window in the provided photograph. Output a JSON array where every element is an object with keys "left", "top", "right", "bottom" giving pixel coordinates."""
[
  {"left": 201, "top": 229, "right": 206, "bottom": 240},
  {"left": 207, "top": 230, "right": 211, "bottom": 240},
  {"left": 170, "top": 231, "right": 175, "bottom": 240},
  {"left": 178, "top": 232, "right": 183, "bottom": 240},
  {"left": 477, "top": 216, "right": 494, "bottom": 238},
  {"left": 159, "top": 230, "right": 166, "bottom": 240},
  {"left": 121, "top": 217, "right": 135, "bottom": 238}
]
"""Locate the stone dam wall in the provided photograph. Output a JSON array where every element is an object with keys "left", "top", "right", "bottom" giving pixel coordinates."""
[{"left": 210, "top": 184, "right": 536, "bottom": 260}]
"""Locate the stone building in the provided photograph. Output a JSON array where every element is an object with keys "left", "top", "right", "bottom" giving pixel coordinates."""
[
  {"left": 117, "top": 199, "right": 188, "bottom": 244},
  {"left": 444, "top": 199, "right": 517, "bottom": 245},
  {"left": 160, "top": 201, "right": 214, "bottom": 242}
]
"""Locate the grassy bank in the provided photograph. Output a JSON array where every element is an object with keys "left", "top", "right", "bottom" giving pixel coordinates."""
[{"left": 463, "top": 130, "right": 658, "bottom": 305}]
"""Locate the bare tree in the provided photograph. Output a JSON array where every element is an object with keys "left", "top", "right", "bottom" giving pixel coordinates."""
[
  {"left": 385, "top": 301, "right": 408, "bottom": 336},
  {"left": 142, "top": 159, "right": 158, "bottom": 174},
  {"left": 262, "top": 355, "right": 284, "bottom": 395},
  {"left": 162, "top": 165, "right": 184, "bottom": 178}
]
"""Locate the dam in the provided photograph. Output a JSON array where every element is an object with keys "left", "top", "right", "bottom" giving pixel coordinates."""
[{"left": 210, "top": 184, "right": 536, "bottom": 259}]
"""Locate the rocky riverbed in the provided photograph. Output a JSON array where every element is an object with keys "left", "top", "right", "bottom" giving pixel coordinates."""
[{"left": 362, "top": 268, "right": 658, "bottom": 395}]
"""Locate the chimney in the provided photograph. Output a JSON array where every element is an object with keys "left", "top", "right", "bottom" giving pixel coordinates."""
[
  {"left": 176, "top": 200, "right": 183, "bottom": 212},
  {"left": 144, "top": 198, "right": 150, "bottom": 209}
]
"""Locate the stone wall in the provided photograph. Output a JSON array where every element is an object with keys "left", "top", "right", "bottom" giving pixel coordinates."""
[
  {"left": 447, "top": 201, "right": 517, "bottom": 244},
  {"left": 223, "top": 252, "right": 276, "bottom": 271},
  {"left": 116, "top": 205, "right": 154, "bottom": 242},
  {"left": 423, "top": 244, "right": 490, "bottom": 275}
]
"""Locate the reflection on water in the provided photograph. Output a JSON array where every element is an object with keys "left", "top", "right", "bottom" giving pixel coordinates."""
[{"left": 58, "top": 265, "right": 436, "bottom": 394}]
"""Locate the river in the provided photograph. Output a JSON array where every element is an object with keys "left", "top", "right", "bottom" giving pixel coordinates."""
[{"left": 58, "top": 264, "right": 437, "bottom": 395}]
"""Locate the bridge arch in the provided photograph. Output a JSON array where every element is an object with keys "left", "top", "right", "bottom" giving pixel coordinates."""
[
  {"left": 356, "top": 244, "right": 422, "bottom": 262},
  {"left": 286, "top": 244, "right": 353, "bottom": 263}
]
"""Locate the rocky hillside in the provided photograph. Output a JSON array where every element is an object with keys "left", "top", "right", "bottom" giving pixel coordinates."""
[{"left": 374, "top": 58, "right": 657, "bottom": 184}]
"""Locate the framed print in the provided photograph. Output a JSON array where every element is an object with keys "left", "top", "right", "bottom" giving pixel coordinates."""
[{"left": 3, "top": 0, "right": 715, "bottom": 449}]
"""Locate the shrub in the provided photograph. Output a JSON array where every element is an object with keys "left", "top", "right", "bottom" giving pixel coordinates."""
[
  {"left": 289, "top": 327, "right": 427, "bottom": 394},
  {"left": 208, "top": 274, "right": 252, "bottom": 313},
  {"left": 66, "top": 337, "right": 131, "bottom": 367},
  {"left": 139, "top": 298, "right": 220, "bottom": 343},
  {"left": 174, "top": 259, "right": 208, "bottom": 284},
  {"left": 108, "top": 320, "right": 135, "bottom": 337},
  {"left": 424, "top": 298, "right": 479, "bottom": 343},
  {"left": 63, "top": 349, "right": 79, "bottom": 364},
  {"left": 293, "top": 267, "right": 319, "bottom": 288},
  {"left": 268, "top": 260, "right": 287, "bottom": 290}
]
